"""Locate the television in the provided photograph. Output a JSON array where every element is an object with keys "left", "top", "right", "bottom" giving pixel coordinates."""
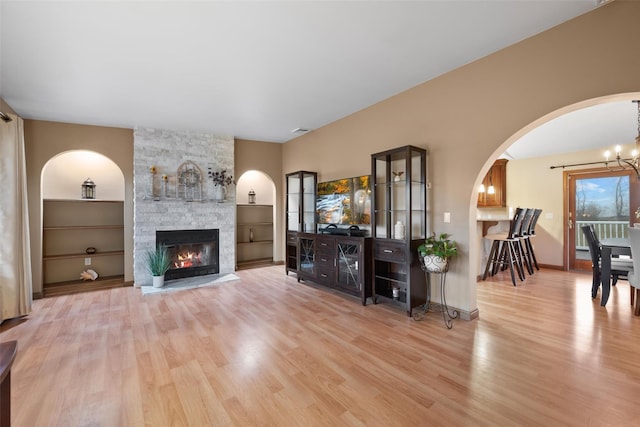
[{"left": 316, "top": 175, "right": 371, "bottom": 226}]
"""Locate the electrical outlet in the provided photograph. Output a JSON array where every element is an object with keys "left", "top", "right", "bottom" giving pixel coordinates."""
[
  {"left": 85, "top": 257, "right": 91, "bottom": 266},
  {"left": 444, "top": 212, "right": 451, "bottom": 223}
]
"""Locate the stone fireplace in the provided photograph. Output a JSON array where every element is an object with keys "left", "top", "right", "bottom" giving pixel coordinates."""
[{"left": 132, "top": 128, "right": 235, "bottom": 286}]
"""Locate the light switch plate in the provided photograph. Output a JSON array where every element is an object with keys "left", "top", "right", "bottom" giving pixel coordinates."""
[
  {"left": 85, "top": 257, "right": 91, "bottom": 265},
  {"left": 444, "top": 212, "right": 451, "bottom": 223}
]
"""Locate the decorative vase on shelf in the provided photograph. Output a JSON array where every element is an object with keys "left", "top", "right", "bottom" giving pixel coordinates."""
[
  {"left": 213, "top": 185, "right": 226, "bottom": 202},
  {"left": 394, "top": 221, "right": 405, "bottom": 240}
]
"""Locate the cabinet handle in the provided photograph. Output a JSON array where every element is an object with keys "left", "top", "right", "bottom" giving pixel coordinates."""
[
  {"left": 383, "top": 249, "right": 393, "bottom": 253},
  {"left": 320, "top": 274, "right": 328, "bottom": 278},
  {"left": 321, "top": 258, "right": 328, "bottom": 262}
]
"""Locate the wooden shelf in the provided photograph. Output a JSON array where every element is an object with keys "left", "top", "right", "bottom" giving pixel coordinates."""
[
  {"left": 43, "top": 275, "right": 128, "bottom": 297},
  {"left": 43, "top": 198, "right": 123, "bottom": 203},
  {"left": 44, "top": 225, "right": 124, "bottom": 231},
  {"left": 237, "top": 240, "right": 273, "bottom": 245},
  {"left": 44, "top": 250, "right": 124, "bottom": 261},
  {"left": 43, "top": 199, "right": 124, "bottom": 287},
  {"left": 236, "top": 204, "right": 274, "bottom": 268},
  {"left": 236, "top": 258, "right": 275, "bottom": 270}
]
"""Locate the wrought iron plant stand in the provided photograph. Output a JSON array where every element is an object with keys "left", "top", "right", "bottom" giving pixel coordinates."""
[{"left": 413, "top": 256, "right": 459, "bottom": 329}]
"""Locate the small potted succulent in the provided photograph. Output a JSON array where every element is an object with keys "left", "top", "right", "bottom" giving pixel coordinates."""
[
  {"left": 145, "top": 244, "right": 172, "bottom": 288},
  {"left": 417, "top": 233, "right": 458, "bottom": 273}
]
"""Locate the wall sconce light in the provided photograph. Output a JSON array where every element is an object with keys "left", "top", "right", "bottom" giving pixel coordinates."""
[
  {"left": 82, "top": 178, "right": 96, "bottom": 199},
  {"left": 487, "top": 170, "right": 495, "bottom": 195},
  {"left": 478, "top": 170, "right": 495, "bottom": 194},
  {"left": 248, "top": 189, "right": 256, "bottom": 204}
]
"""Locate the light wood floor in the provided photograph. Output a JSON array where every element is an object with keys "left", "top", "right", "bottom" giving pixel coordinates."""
[{"left": 2, "top": 266, "right": 640, "bottom": 426}]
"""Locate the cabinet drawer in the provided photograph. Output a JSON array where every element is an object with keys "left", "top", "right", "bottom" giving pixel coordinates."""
[
  {"left": 286, "top": 232, "right": 298, "bottom": 244},
  {"left": 315, "top": 238, "right": 333, "bottom": 253},
  {"left": 374, "top": 241, "right": 406, "bottom": 262},
  {"left": 316, "top": 253, "right": 334, "bottom": 268},
  {"left": 316, "top": 268, "right": 334, "bottom": 284}
]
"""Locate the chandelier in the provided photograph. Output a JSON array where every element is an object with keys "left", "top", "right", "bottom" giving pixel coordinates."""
[{"left": 550, "top": 100, "right": 640, "bottom": 179}]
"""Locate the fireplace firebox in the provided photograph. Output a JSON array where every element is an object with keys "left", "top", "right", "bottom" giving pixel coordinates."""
[{"left": 156, "top": 229, "right": 219, "bottom": 280}]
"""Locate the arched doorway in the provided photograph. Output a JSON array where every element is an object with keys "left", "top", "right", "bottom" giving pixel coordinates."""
[
  {"left": 473, "top": 93, "right": 640, "bottom": 288},
  {"left": 41, "top": 150, "right": 126, "bottom": 296},
  {"left": 235, "top": 170, "right": 276, "bottom": 269}
]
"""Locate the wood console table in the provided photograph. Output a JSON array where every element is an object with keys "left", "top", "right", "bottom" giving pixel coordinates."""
[{"left": 0, "top": 340, "right": 17, "bottom": 427}]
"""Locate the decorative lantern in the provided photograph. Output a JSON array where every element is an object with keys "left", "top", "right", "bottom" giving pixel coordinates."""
[
  {"left": 248, "top": 189, "right": 256, "bottom": 204},
  {"left": 82, "top": 178, "right": 96, "bottom": 199}
]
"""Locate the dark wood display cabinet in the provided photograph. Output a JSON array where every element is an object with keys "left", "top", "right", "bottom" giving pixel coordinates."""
[
  {"left": 285, "top": 171, "right": 317, "bottom": 276},
  {"left": 371, "top": 145, "right": 428, "bottom": 316},
  {"left": 294, "top": 233, "right": 372, "bottom": 305}
]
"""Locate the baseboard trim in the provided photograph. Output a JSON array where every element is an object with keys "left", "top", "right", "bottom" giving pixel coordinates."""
[
  {"left": 421, "top": 301, "right": 479, "bottom": 321},
  {"left": 538, "top": 263, "right": 562, "bottom": 270}
]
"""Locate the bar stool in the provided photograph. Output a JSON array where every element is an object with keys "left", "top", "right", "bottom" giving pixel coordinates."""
[
  {"left": 517, "top": 208, "right": 535, "bottom": 276},
  {"left": 525, "top": 209, "right": 543, "bottom": 271},
  {"left": 483, "top": 208, "right": 526, "bottom": 286}
]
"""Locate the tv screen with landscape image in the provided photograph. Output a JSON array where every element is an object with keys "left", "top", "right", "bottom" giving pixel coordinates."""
[{"left": 316, "top": 175, "right": 371, "bottom": 225}]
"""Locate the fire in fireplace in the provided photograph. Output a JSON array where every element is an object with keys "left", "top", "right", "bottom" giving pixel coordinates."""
[{"left": 156, "top": 229, "right": 219, "bottom": 280}]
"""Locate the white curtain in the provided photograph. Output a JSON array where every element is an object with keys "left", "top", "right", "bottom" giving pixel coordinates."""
[{"left": 0, "top": 115, "right": 32, "bottom": 320}]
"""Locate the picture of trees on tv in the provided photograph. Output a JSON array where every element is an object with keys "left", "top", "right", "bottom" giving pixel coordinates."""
[{"left": 316, "top": 175, "right": 371, "bottom": 225}]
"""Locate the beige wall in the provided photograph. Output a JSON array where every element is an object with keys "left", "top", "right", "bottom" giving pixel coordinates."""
[
  {"left": 282, "top": 1, "right": 640, "bottom": 314},
  {"left": 235, "top": 138, "right": 284, "bottom": 261},
  {"left": 24, "top": 120, "right": 134, "bottom": 296}
]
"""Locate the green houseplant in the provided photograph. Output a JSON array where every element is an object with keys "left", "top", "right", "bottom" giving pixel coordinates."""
[
  {"left": 417, "top": 233, "right": 458, "bottom": 273},
  {"left": 145, "top": 244, "right": 172, "bottom": 288}
]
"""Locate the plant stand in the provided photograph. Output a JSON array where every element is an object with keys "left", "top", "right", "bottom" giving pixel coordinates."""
[{"left": 413, "top": 258, "right": 459, "bottom": 328}]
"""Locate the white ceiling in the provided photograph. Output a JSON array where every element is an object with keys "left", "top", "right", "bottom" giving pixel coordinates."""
[
  {"left": 506, "top": 100, "right": 640, "bottom": 160},
  {"left": 0, "top": 0, "right": 609, "bottom": 148}
]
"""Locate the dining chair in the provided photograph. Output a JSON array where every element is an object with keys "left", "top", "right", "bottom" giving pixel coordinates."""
[
  {"left": 625, "top": 227, "right": 640, "bottom": 315},
  {"left": 581, "top": 224, "right": 632, "bottom": 295}
]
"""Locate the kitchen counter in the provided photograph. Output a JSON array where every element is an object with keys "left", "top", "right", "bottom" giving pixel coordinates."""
[{"left": 477, "top": 208, "right": 512, "bottom": 235}]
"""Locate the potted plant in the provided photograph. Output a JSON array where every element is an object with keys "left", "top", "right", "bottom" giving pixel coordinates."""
[
  {"left": 145, "top": 244, "right": 172, "bottom": 288},
  {"left": 417, "top": 233, "right": 458, "bottom": 273}
]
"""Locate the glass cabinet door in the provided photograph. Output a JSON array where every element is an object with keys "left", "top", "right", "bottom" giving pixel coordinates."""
[
  {"left": 302, "top": 172, "right": 317, "bottom": 233},
  {"left": 409, "top": 147, "right": 426, "bottom": 240},
  {"left": 372, "top": 146, "right": 426, "bottom": 241},
  {"left": 286, "top": 171, "right": 317, "bottom": 233},
  {"left": 287, "top": 174, "right": 301, "bottom": 232},
  {"left": 299, "top": 237, "right": 315, "bottom": 275},
  {"left": 336, "top": 241, "right": 360, "bottom": 291}
]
